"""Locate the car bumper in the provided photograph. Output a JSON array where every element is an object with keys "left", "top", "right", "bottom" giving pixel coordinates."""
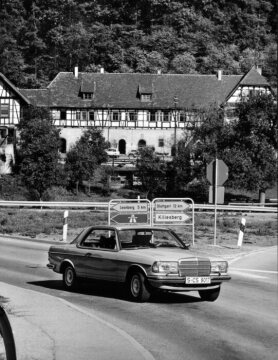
[
  {"left": 47, "top": 263, "right": 60, "bottom": 273},
  {"left": 147, "top": 274, "right": 231, "bottom": 292}
]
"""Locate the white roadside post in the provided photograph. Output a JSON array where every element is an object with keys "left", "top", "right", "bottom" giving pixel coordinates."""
[
  {"left": 62, "top": 210, "right": 69, "bottom": 242},
  {"left": 213, "top": 158, "right": 218, "bottom": 246},
  {"left": 237, "top": 217, "right": 246, "bottom": 247}
]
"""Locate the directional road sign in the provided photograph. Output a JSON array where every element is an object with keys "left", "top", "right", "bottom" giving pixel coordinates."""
[
  {"left": 155, "top": 213, "right": 189, "bottom": 223},
  {"left": 111, "top": 213, "right": 149, "bottom": 224},
  {"left": 154, "top": 201, "right": 190, "bottom": 211},
  {"left": 112, "top": 203, "right": 148, "bottom": 212},
  {"left": 206, "top": 159, "right": 229, "bottom": 186}
]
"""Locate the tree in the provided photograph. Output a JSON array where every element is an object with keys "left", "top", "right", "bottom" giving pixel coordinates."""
[
  {"left": 136, "top": 147, "right": 167, "bottom": 199},
  {"left": 167, "top": 141, "right": 194, "bottom": 195},
  {"left": 17, "top": 106, "right": 61, "bottom": 199},
  {"left": 65, "top": 129, "right": 108, "bottom": 193},
  {"left": 192, "top": 94, "right": 277, "bottom": 202},
  {"left": 230, "top": 93, "right": 277, "bottom": 202}
]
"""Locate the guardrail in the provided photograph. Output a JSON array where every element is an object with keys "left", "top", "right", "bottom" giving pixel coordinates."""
[
  {"left": 0, "top": 201, "right": 277, "bottom": 213},
  {"left": 0, "top": 201, "right": 108, "bottom": 210},
  {"left": 229, "top": 202, "right": 278, "bottom": 207}
]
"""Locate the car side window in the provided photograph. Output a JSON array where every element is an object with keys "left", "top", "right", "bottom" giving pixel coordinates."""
[{"left": 81, "top": 229, "right": 116, "bottom": 250}]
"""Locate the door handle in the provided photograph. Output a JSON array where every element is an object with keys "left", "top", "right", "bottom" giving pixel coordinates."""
[{"left": 85, "top": 253, "right": 101, "bottom": 258}]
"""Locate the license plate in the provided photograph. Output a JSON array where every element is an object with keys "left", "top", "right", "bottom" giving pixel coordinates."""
[{"left": 185, "top": 277, "right": 211, "bottom": 284}]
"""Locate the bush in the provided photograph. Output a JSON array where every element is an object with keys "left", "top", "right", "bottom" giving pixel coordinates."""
[{"left": 184, "top": 179, "right": 209, "bottom": 203}]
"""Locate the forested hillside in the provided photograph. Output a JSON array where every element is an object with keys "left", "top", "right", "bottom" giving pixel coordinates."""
[{"left": 0, "top": 0, "right": 276, "bottom": 88}]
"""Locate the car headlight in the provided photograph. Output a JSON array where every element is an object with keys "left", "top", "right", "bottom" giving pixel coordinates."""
[
  {"left": 211, "top": 261, "right": 228, "bottom": 273},
  {"left": 152, "top": 261, "right": 178, "bottom": 274}
]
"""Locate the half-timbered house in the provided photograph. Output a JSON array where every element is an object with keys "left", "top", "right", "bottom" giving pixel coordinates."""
[
  {"left": 0, "top": 73, "right": 30, "bottom": 174},
  {"left": 0, "top": 66, "right": 271, "bottom": 175},
  {"left": 20, "top": 66, "right": 271, "bottom": 157}
]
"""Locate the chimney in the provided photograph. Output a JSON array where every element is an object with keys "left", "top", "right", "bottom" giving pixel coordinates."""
[
  {"left": 217, "top": 69, "right": 222, "bottom": 81},
  {"left": 100, "top": 67, "right": 104, "bottom": 74},
  {"left": 256, "top": 65, "right": 262, "bottom": 75},
  {"left": 74, "top": 66, "right": 78, "bottom": 78}
]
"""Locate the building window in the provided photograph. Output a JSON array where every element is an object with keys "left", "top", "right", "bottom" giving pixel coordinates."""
[
  {"left": 249, "top": 89, "right": 261, "bottom": 97},
  {"left": 0, "top": 104, "right": 9, "bottom": 118},
  {"left": 112, "top": 111, "right": 119, "bottom": 121},
  {"left": 60, "top": 110, "right": 67, "bottom": 120},
  {"left": 7, "top": 128, "right": 14, "bottom": 144},
  {"left": 141, "top": 94, "right": 152, "bottom": 102},
  {"left": 163, "top": 111, "right": 171, "bottom": 122},
  {"left": 179, "top": 111, "right": 186, "bottom": 122},
  {"left": 76, "top": 111, "right": 81, "bottom": 120},
  {"left": 149, "top": 110, "right": 156, "bottom": 122},
  {"left": 128, "top": 111, "right": 137, "bottom": 121},
  {"left": 158, "top": 138, "right": 164, "bottom": 147},
  {"left": 81, "top": 111, "right": 87, "bottom": 121},
  {"left": 89, "top": 111, "right": 95, "bottom": 121}
]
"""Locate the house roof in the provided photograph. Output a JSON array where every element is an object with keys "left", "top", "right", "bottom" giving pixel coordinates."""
[
  {"left": 19, "top": 68, "right": 270, "bottom": 110},
  {"left": 239, "top": 66, "right": 269, "bottom": 86},
  {"left": 0, "top": 73, "right": 31, "bottom": 105}
]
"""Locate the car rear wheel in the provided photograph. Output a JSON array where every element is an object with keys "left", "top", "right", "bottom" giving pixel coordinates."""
[
  {"left": 199, "top": 286, "right": 220, "bottom": 302},
  {"left": 127, "top": 272, "right": 150, "bottom": 302},
  {"left": 63, "top": 265, "right": 77, "bottom": 290}
]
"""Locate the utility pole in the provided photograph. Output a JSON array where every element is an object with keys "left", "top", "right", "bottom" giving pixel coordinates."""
[{"left": 173, "top": 96, "right": 178, "bottom": 157}]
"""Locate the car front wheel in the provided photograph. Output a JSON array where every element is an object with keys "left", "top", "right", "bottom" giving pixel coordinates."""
[
  {"left": 63, "top": 265, "right": 77, "bottom": 290},
  {"left": 127, "top": 272, "right": 151, "bottom": 302},
  {"left": 199, "top": 286, "right": 220, "bottom": 302}
]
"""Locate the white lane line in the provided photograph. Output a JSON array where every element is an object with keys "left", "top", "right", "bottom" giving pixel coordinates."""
[
  {"left": 59, "top": 298, "right": 155, "bottom": 360},
  {"left": 231, "top": 267, "right": 277, "bottom": 274},
  {"left": 229, "top": 271, "right": 267, "bottom": 279}
]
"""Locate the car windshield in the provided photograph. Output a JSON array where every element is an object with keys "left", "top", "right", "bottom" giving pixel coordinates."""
[{"left": 118, "top": 229, "right": 184, "bottom": 249}]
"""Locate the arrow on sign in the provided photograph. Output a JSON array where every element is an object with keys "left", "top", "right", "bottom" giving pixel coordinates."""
[
  {"left": 155, "top": 213, "right": 189, "bottom": 223},
  {"left": 111, "top": 213, "right": 149, "bottom": 224}
]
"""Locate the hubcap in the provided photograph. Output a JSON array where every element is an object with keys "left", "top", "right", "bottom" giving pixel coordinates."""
[
  {"left": 131, "top": 275, "right": 140, "bottom": 297},
  {"left": 66, "top": 268, "right": 73, "bottom": 285}
]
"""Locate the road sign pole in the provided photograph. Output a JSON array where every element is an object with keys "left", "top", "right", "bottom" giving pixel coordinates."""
[{"left": 214, "top": 158, "right": 218, "bottom": 246}]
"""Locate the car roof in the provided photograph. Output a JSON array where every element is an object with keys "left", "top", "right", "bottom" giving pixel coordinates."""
[{"left": 84, "top": 225, "right": 170, "bottom": 231}]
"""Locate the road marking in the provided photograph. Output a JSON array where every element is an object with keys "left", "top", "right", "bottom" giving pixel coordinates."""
[
  {"left": 231, "top": 267, "right": 277, "bottom": 274},
  {"left": 229, "top": 270, "right": 267, "bottom": 279},
  {"left": 59, "top": 298, "right": 155, "bottom": 360}
]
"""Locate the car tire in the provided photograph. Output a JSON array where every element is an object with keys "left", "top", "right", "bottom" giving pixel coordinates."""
[
  {"left": 199, "top": 286, "right": 220, "bottom": 302},
  {"left": 63, "top": 265, "right": 77, "bottom": 290},
  {"left": 0, "top": 306, "right": 17, "bottom": 360},
  {"left": 127, "top": 272, "right": 151, "bottom": 302}
]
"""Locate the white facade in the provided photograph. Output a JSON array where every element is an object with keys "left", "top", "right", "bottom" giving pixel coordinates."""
[
  {"left": 0, "top": 78, "right": 22, "bottom": 174},
  {"left": 54, "top": 108, "right": 197, "bottom": 155}
]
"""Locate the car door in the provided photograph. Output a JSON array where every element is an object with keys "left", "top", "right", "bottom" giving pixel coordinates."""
[{"left": 78, "top": 228, "right": 120, "bottom": 281}]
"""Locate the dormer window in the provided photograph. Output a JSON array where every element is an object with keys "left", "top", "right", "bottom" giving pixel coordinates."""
[
  {"left": 138, "top": 84, "right": 153, "bottom": 102},
  {"left": 83, "top": 92, "right": 93, "bottom": 100},
  {"left": 141, "top": 94, "right": 152, "bottom": 102},
  {"left": 80, "top": 80, "right": 95, "bottom": 100}
]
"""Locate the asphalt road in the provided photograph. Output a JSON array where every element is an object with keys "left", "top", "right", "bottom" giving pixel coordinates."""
[{"left": 0, "top": 237, "right": 277, "bottom": 360}]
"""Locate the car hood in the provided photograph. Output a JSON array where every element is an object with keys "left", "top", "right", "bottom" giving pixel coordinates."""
[{"left": 119, "top": 247, "right": 221, "bottom": 264}]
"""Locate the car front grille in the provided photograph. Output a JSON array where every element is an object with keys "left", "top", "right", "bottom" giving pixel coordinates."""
[{"left": 178, "top": 258, "right": 211, "bottom": 277}]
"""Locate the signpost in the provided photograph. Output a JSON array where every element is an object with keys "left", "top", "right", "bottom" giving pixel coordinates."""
[
  {"left": 152, "top": 198, "right": 194, "bottom": 245},
  {"left": 206, "top": 159, "right": 229, "bottom": 245},
  {"left": 109, "top": 197, "right": 195, "bottom": 245}
]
